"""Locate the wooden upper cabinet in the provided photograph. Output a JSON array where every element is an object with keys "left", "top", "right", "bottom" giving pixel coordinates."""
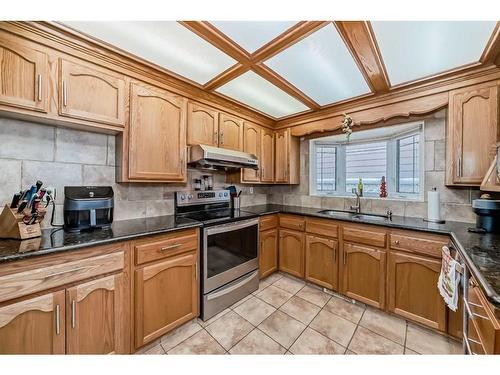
[
  {"left": 260, "top": 128, "right": 275, "bottom": 183},
  {"left": 242, "top": 122, "right": 261, "bottom": 182},
  {"left": 279, "top": 229, "right": 305, "bottom": 278},
  {"left": 305, "top": 235, "right": 338, "bottom": 291},
  {"left": 219, "top": 113, "right": 243, "bottom": 151},
  {"left": 66, "top": 273, "right": 127, "bottom": 354},
  {"left": 447, "top": 82, "right": 499, "bottom": 186},
  {"left": 0, "top": 32, "right": 48, "bottom": 113},
  {"left": 58, "top": 59, "right": 126, "bottom": 127},
  {"left": 134, "top": 252, "right": 198, "bottom": 349},
  {"left": 342, "top": 242, "right": 386, "bottom": 309},
  {"left": 275, "top": 128, "right": 299, "bottom": 184},
  {"left": 128, "top": 82, "right": 187, "bottom": 182},
  {"left": 187, "top": 102, "right": 219, "bottom": 146},
  {"left": 0, "top": 291, "right": 65, "bottom": 354},
  {"left": 388, "top": 251, "right": 446, "bottom": 331},
  {"left": 259, "top": 229, "right": 278, "bottom": 279}
]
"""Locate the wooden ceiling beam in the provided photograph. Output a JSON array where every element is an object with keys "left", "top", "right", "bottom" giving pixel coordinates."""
[
  {"left": 204, "top": 63, "right": 250, "bottom": 91},
  {"left": 481, "top": 22, "right": 500, "bottom": 66},
  {"left": 252, "top": 64, "right": 320, "bottom": 109},
  {"left": 335, "top": 21, "right": 390, "bottom": 94}
]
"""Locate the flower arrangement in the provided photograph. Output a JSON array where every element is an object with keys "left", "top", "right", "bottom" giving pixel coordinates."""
[{"left": 341, "top": 113, "right": 354, "bottom": 141}]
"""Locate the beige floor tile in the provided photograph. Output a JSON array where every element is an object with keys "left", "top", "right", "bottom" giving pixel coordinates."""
[
  {"left": 324, "top": 296, "right": 365, "bottom": 324},
  {"left": 230, "top": 294, "right": 253, "bottom": 309},
  {"left": 348, "top": 326, "right": 404, "bottom": 354},
  {"left": 252, "top": 280, "right": 271, "bottom": 296},
  {"left": 168, "top": 330, "right": 225, "bottom": 354},
  {"left": 258, "top": 310, "right": 306, "bottom": 348},
  {"left": 358, "top": 308, "right": 406, "bottom": 345},
  {"left": 273, "top": 275, "right": 306, "bottom": 294},
  {"left": 346, "top": 350, "right": 356, "bottom": 355},
  {"left": 309, "top": 309, "right": 356, "bottom": 347},
  {"left": 233, "top": 296, "right": 276, "bottom": 326},
  {"left": 134, "top": 338, "right": 161, "bottom": 354},
  {"left": 141, "top": 344, "right": 166, "bottom": 355},
  {"left": 205, "top": 311, "right": 254, "bottom": 350},
  {"left": 289, "top": 327, "right": 345, "bottom": 355},
  {"left": 160, "top": 319, "right": 202, "bottom": 352},
  {"left": 229, "top": 329, "right": 286, "bottom": 354},
  {"left": 262, "top": 272, "right": 283, "bottom": 284},
  {"left": 197, "top": 308, "right": 231, "bottom": 327},
  {"left": 405, "top": 324, "right": 462, "bottom": 354},
  {"left": 279, "top": 296, "right": 321, "bottom": 324},
  {"left": 296, "top": 285, "right": 331, "bottom": 307},
  {"left": 404, "top": 347, "right": 419, "bottom": 355},
  {"left": 257, "top": 285, "right": 293, "bottom": 308}
]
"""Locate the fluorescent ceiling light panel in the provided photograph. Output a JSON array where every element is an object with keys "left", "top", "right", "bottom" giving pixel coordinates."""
[
  {"left": 216, "top": 71, "right": 309, "bottom": 118},
  {"left": 371, "top": 21, "right": 497, "bottom": 85},
  {"left": 62, "top": 21, "right": 236, "bottom": 84},
  {"left": 264, "top": 23, "right": 371, "bottom": 106},
  {"left": 210, "top": 21, "right": 297, "bottom": 53}
]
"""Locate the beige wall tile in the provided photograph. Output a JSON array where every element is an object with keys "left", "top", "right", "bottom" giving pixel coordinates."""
[
  {"left": 55, "top": 128, "right": 107, "bottom": 165},
  {"left": 0, "top": 159, "right": 22, "bottom": 207}
]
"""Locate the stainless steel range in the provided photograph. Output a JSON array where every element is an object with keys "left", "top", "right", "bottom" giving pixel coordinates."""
[{"left": 175, "top": 190, "right": 259, "bottom": 320}]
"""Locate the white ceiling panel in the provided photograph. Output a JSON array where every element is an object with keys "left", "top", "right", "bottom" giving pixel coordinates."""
[
  {"left": 216, "top": 71, "right": 309, "bottom": 118},
  {"left": 209, "top": 21, "right": 297, "bottom": 53},
  {"left": 62, "top": 21, "right": 236, "bottom": 84},
  {"left": 264, "top": 24, "right": 371, "bottom": 106},
  {"left": 371, "top": 21, "right": 497, "bottom": 85}
]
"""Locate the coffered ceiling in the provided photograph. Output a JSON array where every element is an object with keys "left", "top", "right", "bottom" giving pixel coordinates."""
[{"left": 63, "top": 20, "right": 500, "bottom": 120}]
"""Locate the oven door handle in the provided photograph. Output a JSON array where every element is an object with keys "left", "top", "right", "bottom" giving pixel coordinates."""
[
  {"left": 206, "top": 270, "right": 258, "bottom": 300},
  {"left": 206, "top": 218, "right": 259, "bottom": 236}
]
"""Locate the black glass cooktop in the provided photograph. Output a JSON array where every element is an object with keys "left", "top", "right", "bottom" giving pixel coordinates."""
[{"left": 178, "top": 208, "right": 258, "bottom": 225}]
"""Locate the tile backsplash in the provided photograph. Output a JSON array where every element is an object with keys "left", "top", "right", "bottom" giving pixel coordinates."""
[{"left": 0, "top": 117, "right": 267, "bottom": 227}]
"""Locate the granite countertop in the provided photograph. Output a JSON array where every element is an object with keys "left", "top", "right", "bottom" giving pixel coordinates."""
[
  {"left": 0, "top": 215, "right": 201, "bottom": 263},
  {"left": 243, "top": 204, "right": 500, "bottom": 308}
]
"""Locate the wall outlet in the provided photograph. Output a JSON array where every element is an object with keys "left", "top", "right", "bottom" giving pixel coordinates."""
[{"left": 249, "top": 187, "right": 254, "bottom": 194}]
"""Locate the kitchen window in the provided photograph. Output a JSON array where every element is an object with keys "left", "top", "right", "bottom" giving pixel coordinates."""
[{"left": 310, "top": 122, "right": 424, "bottom": 200}]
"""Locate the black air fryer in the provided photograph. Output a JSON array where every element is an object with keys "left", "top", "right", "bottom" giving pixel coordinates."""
[
  {"left": 472, "top": 198, "right": 500, "bottom": 233},
  {"left": 63, "top": 186, "right": 114, "bottom": 232}
]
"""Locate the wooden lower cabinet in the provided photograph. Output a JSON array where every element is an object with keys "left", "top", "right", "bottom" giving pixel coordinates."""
[
  {"left": 259, "top": 229, "right": 278, "bottom": 279},
  {"left": 278, "top": 229, "right": 304, "bottom": 278},
  {"left": 305, "top": 235, "right": 338, "bottom": 290},
  {"left": 66, "top": 273, "right": 127, "bottom": 354},
  {"left": 134, "top": 251, "right": 198, "bottom": 349},
  {"left": 0, "top": 291, "right": 65, "bottom": 354},
  {"left": 388, "top": 251, "right": 446, "bottom": 331},
  {"left": 342, "top": 242, "right": 386, "bottom": 309}
]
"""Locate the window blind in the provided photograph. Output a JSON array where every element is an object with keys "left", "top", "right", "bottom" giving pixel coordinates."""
[{"left": 315, "top": 145, "right": 336, "bottom": 192}]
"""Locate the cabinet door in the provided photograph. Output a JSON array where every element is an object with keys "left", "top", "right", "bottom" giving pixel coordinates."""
[
  {"left": 134, "top": 252, "right": 198, "bottom": 348},
  {"left": 388, "top": 251, "right": 446, "bottom": 331},
  {"left": 259, "top": 229, "right": 278, "bottom": 278},
  {"left": 242, "top": 122, "right": 261, "bottom": 182},
  {"left": 0, "top": 33, "right": 48, "bottom": 112},
  {"left": 129, "top": 82, "right": 187, "bottom": 181},
  {"left": 187, "top": 102, "right": 219, "bottom": 146},
  {"left": 305, "top": 235, "right": 338, "bottom": 291},
  {"left": 260, "top": 128, "right": 275, "bottom": 183},
  {"left": 219, "top": 113, "right": 243, "bottom": 151},
  {"left": 342, "top": 242, "right": 386, "bottom": 309},
  {"left": 59, "top": 59, "right": 126, "bottom": 126},
  {"left": 0, "top": 291, "right": 65, "bottom": 354},
  {"left": 447, "top": 83, "right": 499, "bottom": 185},
  {"left": 278, "top": 229, "right": 304, "bottom": 278},
  {"left": 275, "top": 129, "right": 289, "bottom": 183},
  {"left": 66, "top": 273, "right": 127, "bottom": 354}
]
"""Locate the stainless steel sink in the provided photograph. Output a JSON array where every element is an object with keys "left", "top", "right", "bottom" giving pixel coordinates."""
[
  {"left": 317, "top": 209, "right": 391, "bottom": 221},
  {"left": 351, "top": 213, "right": 390, "bottom": 221}
]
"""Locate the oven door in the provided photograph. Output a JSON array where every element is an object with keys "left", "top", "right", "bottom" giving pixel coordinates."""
[{"left": 203, "top": 218, "right": 259, "bottom": 293}]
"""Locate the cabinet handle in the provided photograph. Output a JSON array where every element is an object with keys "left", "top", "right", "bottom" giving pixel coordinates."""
[
  {"left": 160, "top": 243, "right": 182, "bottom": 251},
  {"left": 343, "top": 251, "right": 347, "bottom": 265},
  {"left": 394, "top": 240, "right": 400, "bottom": 245},
  {"left": 37, "top": 74, "right": 42, "bottom": 101},
  {"left": 55, "top": 304, "right": 61, "bottom": 335},
  {"left": 333, "top": 244, "right": 337, "bottom": 262},
  {"left": 214, "top": 131, "right": 218, "bottom": 145},
  {"left": 195, "top": 262, "right": 198, "bottom": 281},
  {"left": 62, "top": 80, "right": 68, "bottom": 107},
  {"left": 71, "top": 300, "right": 76, "bottom": 329},
  {"left": 220, "top": 132, "right": 224, "bottom": 145},
  {"left": 456, "top": 157, "right": 461, "bottom": 177}
]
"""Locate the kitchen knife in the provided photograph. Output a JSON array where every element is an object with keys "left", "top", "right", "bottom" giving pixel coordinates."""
[
  {"left": 35, "top": 180, "right": 43, "bottom": 192},
  {"left": 10, "top": 193, "right": 21, "bottom": 208},
  {"left": 17, "top": 200, "right": 28, "bottom": 213}
]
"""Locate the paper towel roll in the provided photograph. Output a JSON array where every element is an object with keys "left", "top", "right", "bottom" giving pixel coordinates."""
[{"left": 427, "top": 188, "right": 441, "bottom": 222}]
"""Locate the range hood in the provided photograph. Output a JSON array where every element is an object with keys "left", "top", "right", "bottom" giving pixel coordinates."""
[{"left": 188, "top": 144, "right": 258, "bottom": 171}]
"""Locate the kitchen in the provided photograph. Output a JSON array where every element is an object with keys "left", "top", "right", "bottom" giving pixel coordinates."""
[{"left": 0, "top": 1, "right": 500, "bottom": 368}]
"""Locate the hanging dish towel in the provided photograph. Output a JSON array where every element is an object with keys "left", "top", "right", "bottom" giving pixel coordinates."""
[{"left": 438, "top": 246, "right": 460, "bottom": 311}]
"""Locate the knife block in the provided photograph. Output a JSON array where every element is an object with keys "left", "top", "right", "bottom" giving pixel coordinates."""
[{"left": 0, "top": 204, "right": 46, "bottom": 240}]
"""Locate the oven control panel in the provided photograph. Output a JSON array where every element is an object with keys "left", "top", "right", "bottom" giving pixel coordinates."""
[{"left": 176, "top": 190, "right": 230, "bottom": 206}]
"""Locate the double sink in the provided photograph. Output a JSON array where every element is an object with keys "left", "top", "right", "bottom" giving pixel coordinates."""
[{"left": 317, "top": 209, "right": 392, "bottom": 222}]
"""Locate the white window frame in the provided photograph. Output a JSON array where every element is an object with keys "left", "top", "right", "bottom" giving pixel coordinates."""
[{"left": 309, "top": 121, "right": 425, "bottom": 201}]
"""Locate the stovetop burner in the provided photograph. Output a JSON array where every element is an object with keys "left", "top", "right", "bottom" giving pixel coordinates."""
[{"left": 178, "top": 208, "right": 257, "bottom": 225}]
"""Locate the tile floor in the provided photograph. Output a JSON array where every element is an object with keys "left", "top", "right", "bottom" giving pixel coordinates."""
[{"left": 136, "top": 272, "right": 463, "bottom": 355}]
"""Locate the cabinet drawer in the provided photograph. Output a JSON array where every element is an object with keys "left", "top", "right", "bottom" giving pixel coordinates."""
[
  {"left": 0, "top": 251, "right": 124, "bottom": 303},
  {"left": 305, "top": 218, "right": 338, "bottom": 238},
  {"left": 389, "top": 232, "right": 447, "bottom": 258},
  {"left": 260, "top": 215, "right": 278, "bottom": 231},
  {"left": 134, "top": 229, "right": 198, "bottom": 265},
  {"left": 279, "top": 214, "right": 305, "bottom": 231},
  {"left": 343, "top": 225, "right": 386, "bottom": 248}
]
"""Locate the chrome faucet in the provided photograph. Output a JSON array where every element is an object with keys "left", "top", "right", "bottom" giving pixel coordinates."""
[{"left": 350, "top": 188, "right": 361, "bottom": 214}]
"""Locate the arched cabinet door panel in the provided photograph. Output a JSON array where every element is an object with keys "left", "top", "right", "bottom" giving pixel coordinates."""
[
  {"left": 278, "top": 229, "right": 304, "bottom": 278},
  {"left": 305, "top": 235, "right": 338, "bottom": 291},
  {"left": 219, "top": 113, "right": 243, "bottom": 151},
  {"left": 242, "top": 122, "right": 261, "bottom": 182},
  {"left": 187, "top": 102, "right": 219, "bottom": 146},
  {"left": 260, "top": 129, "right": 275, "bottom": 183},
  {"left": 259, "top": 229, "right": 278, "bottom": 278}
]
